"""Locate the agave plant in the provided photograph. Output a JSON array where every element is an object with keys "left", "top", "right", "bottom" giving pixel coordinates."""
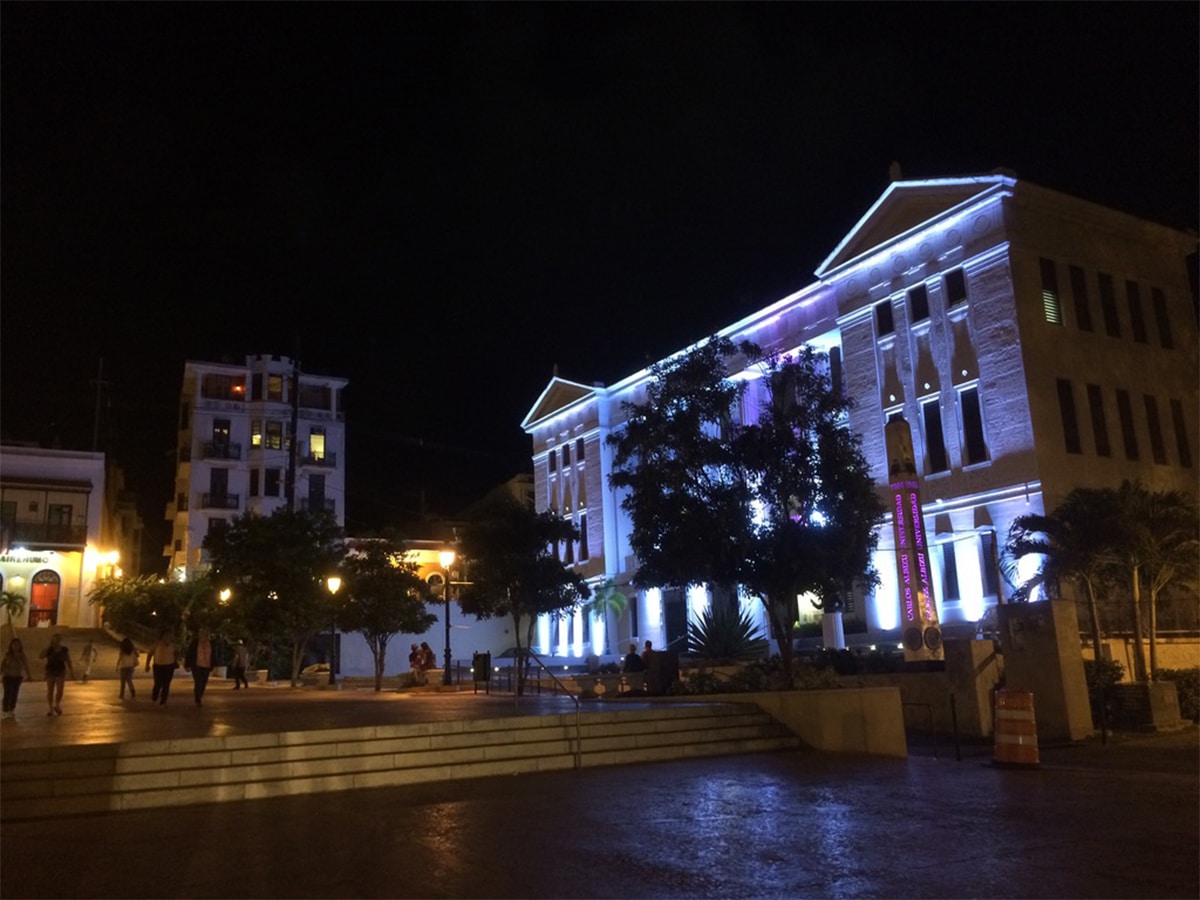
[{"left": 687, "top": 606, "right": 768, "bottom": 662}]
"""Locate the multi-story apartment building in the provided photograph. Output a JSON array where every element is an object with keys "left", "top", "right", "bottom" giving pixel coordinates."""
[
  {"left": 522, "top": 174, "right": 1198, "bottom": 659},
  {"left": 0, "top": 445, "right": 130, "bottom": 628},
  {"left": 164, "top": 354, "right": 348, "bottom": 580}
]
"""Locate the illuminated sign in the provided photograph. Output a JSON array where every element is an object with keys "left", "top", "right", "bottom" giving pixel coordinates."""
[
  {"left": 885, "top": 420, "right": 943, "bottom": 662},
  {"left": 0, "top": 552, "right": 52, "bottom": 565}
]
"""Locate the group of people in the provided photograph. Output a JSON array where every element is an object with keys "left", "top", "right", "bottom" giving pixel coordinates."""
[
  {"left": 622, "top": 640, "right": 654, "bottom": 674},
  {"left": 0, "top": 628, "right": 257, "bottom": 720},
  {"left": 408, "top": 641, "right": 436, "bottom": 684}
]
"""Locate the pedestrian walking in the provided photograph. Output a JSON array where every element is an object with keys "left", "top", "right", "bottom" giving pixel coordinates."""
[
  {"left": 38, "top": 633, "right": 73, "bottom": 716},
  {"left": 184, "top": 627, "right": 214, "bottom": 706},
  {"left": 231, "top": 639, "right": 250, "bottom": 690},
  {"left": 146, "top": 628, "right": 180, "bottom": 706},
  {"left": 1, "top": 637, "right": 34, "bottom": 719},
  {"left": 116, "top": 637, "right": 139, "bottom": 699},
  {"left": 80, "top": 640, "right": 98, "bottom": 683}
]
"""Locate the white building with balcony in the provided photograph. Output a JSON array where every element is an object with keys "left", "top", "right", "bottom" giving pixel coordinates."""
[
  {"left": 522, "top": 174, "right": 1199, "bottom": 659},
  {"left": 164, "top": 354, "right": 348, "bottom": 580}
]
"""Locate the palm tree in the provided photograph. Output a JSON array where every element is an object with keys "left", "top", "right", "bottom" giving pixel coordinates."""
[
  {"left": 1006, "top": 487, "right": 1121, "bottom": 667},
  {"left": 582, "top": 579, "right": 629, "bottom": 655},
  {"left": 1118, "top": 482, "right": 1198, "bottom": 679},
  {"left": 0, "top": 590, "right": 27, "bottom": 627}
]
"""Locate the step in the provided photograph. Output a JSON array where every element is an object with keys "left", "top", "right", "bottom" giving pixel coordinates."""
[{"left": 1, "top": 703, "right": 798, "bottom": 820}]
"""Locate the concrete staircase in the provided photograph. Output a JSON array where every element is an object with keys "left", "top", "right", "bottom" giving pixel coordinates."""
[{"left": 1, "top": 702, "right": 798, "bottom": 821}]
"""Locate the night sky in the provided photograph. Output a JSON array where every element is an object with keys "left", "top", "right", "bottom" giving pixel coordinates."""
[{"left": 3, "top": 4, "right": 1197, "bottom": 571}]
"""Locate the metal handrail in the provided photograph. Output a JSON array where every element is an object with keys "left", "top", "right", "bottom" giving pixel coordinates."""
[{"left": 518, "top": 648, "right": 582, "bottom": 769}]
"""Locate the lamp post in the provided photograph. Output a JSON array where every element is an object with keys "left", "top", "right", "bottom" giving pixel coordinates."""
[
  {"left": 326, "top": 575, "right": 341, "bottom": 687},
  {"left": 439, "top": 549, "right": 455, "bottom": 686}
]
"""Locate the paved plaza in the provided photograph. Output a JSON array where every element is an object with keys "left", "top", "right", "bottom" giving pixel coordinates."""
[{"left": 1, "top": 677, "right": 1197, "bottom": 899}]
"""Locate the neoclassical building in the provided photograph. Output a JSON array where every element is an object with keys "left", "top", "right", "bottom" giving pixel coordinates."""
[{"left": 522, "top": 174, "right": 1199, "bottom": 658}]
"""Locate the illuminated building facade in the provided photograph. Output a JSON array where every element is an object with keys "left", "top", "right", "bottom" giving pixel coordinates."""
[
  {"left": 522, "top": 174, "right": 1199, "bottom": 656},
  {"left": 0, "top": 445, "right": 126, "bottom": 628},
  {"left": 165, "top": 354, "right": 348, "bottom": 580}
]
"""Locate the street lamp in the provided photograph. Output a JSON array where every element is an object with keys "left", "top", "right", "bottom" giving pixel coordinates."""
[
  {"left": 439, "top": 549, "right": 455, "bottom": 686},
  {"left": 326, "top": 575, "right": 341, "bottom": 687}
]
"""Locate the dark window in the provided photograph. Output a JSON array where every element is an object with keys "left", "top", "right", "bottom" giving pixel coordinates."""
[
  {"left": 578, "top": 513, "right": 589, "bottom": 561},
  {"left": 561, "top": 444, "right": 570, "bottom": 467},
  {"left": 1144, "top": 396, "right": 1167, "bottom": 464},
  {"left": 875, "top": 300, "right": 895, "bottom": 336},
  {"left": 251, "top": 373, "right": 263, "bottom": 401},
  {"left": 1040, "top": 258, "right": 1063, "bottom": 324},
  {"left": 249, "top": 469, "right": 260, "bottom": 498},
  {"left": 1115, "top": 390, "right": 1138, "bottom": 460},
  {"left": 981, "top": 531, "right": 1001, "bottom": 597},
  {"left": 1152, "top": 288, "right": 1174, "bottom": 349},
  {"left": 179, "top": 403, "right": 190, "bottom": 431},
  {"left": 922, "top": 399, "right": 948, "bottom": 473},
  {"left": 265, "top": 468, "right": 282, "bottom": 497},
  {"left": 298, "top": 383, "right": 332, "bottom": 411},
  {"left": 1098, "top": 273, "right": 1121, "bottom": 337},
  {"left": 1056, "top": 379, "right": 1082, "bottom": 454},
  {"left": 1069, "top": 265, "right": 1093, "bottom": 331},
  {"left": 206, "top": 518, "right": 227, "bottom": 537},
  {"left": 944, "top": 268, "right": 967, "bottom": 306},
  {"left": 563, "top": 529, "right": 575, "bottom": 564},
  {"left": 576, "top": 438, "right": 585, "bottom": 462},
  {"left": 200, "top": 374, "right": 245, "bottom": 401},
  {"left": 212, "top": 419, "right": 231, "bottom": 446},
  {"left": 960, "top": 387, "right": 987, "bottom": 464},
  {"left": 828, "top": 346, "right": 843, "bottom": 398},
  {"left": 1086, "top": 385, "right": 1110, "bottom": 457},
  {"left": 942, "top": 543, "right": 960, "bottom": 601},
  {"left": 1170, "top": 398, "right": 1193, "bottom": 468},
  {"left": 209, "top": 468, "right": 229, "bottom": 499},
  {"left": 909, "top": 284, "right": 929, "bottom": 322},
  {"left": 308, "top": 474, "right": 326, "bottom": 509},
  {"left": 547, "top": 450, "right": 557, "bottom": 474},
  {"left": 265, "top": 421, "right": 283, "bottom": 450},
  {"left": 1127, "top": 281, "right": 1147, "bottom": 343}
]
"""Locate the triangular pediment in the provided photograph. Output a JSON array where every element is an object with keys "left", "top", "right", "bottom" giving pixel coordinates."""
[
  {"left": 521, "top": 377, "right": 598, "bottom": 431},
  {"left": 816, "top": 174, "right": 1015, "bottom": 278}
]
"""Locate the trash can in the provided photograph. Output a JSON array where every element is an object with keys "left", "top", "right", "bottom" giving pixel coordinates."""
[{"left": 472, "top": 652, "right": 491, "bottom": 694}]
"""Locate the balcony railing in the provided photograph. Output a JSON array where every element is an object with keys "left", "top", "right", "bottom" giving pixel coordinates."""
[
  {"left": 201, "top": 441, "right": 243, "bottom": 460},
  {"left": 300, "top": 452, "right": 337, "bottom": 468},
  {"left": 3, "top": 522, "right": 87, "bottom": 547},
  {"left": 300, "top": 498, "right": 335, "bottom": 514},
  {"left": 201, "top": 493, "right": 241, "bottom": 510}
]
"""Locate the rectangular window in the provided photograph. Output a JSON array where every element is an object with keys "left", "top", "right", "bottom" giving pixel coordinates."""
[
  {"left": 942, "top": 543, "right": 960, "bottom": 602},
  {"left": 209, "top": 468, "right": 229, "bottom": 499},
  {"left": 265, "top": 421, "right": 283, "bottom": 451},
  {"left": 308, "top": 474, "right": 326, "bottom": 510},
  {"left": 179, "top": 402, "right": 190, "bottom": 431},
  {"left": 828, "top": 346, "right": 844, "bottom": 398},
  {"left": 875, "top": 300, "right": 895, "bottom": 336},
  {"left": 981, "top": 531, "right": 1001, "bottom": 598},
  {"left": 206, "top": 518, "right": 227, "bottom": 537},
  {"left": 1170, "top": 398, "right": 1193, "bottom": 468},
  {"left": 1098, "top": 273, "right": 1121, "bottom": 337},
  {"left": 1086, "top": 385, "right": 1111, "bottom": 457},
  {"left": 575, "top": 438, "right": 585, "bottom": 462},
  {"left": 959, "top": 387, "right": 987, "bottom": 465},
  {"left": 561, "top": 444, "right": 570, "bottom": 467},
  {"left": 547, "top": 450, "right": 557, "bottom": 474},
  {"left": 1127, "top": 281, "right": 1147, "bottom": 343},
  {"left": 1056, "top": 379, "right": 1082, "bottom": 454},
  {"left": 298, "top": 383, "right": 332, "bottom": 411},
  {"left": 211, "top": 418, "right": 231, "bottom": 446},
  {"left": 309, "top": 427, "right": 326, "bottom": 461},
  {"left": 922, "top": 398, "right": 948, "bottom": 473},
  {"left": 267, "top": 375, "right": 284, "bottom": 402},
  {"left": 1116, "top": 390, "right": 1138, "bottom": 460},
  {"left": 200, "top": 374, "right": 245, "bottom": 401},
  {"left": 1152, "top": 288, "right": 1174, "bottom": 349},
  {"left": 908, "top": 284, "right": 929, "bottom": 322},
  {"left": 578, "top": 513, "right": 589, "bottom": 561},
  {"left": 1144, "top": 396, "right": 1167, "bottom": 464},
  {"left": 250, "top": 420, "right": 262, "bottom": 448},
  {"left": 1040, "top": 258, "right": 1063, "bottom": 324},
  {"left": 265, "top": 468, "right": 282, "bottom": 497},
  {"left": 249, "top": 469, "right": 260, "bottom": 498},
  {"left": 944, "top": 268, "right": 967, "bottom": 306},
  {"left": 1069, "top": 265, "right": 1093, "bottom": 331},
  {"left": 251, "top": 373, "right": 263, "bottom": 401}
]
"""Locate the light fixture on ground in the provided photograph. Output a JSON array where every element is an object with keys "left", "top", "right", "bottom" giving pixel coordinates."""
[
  {"left": 439, "top": 549, "right": 455, "bottom": 686},
  {"left": 326, "top": 575, "right": 341, "bottom": 687}
]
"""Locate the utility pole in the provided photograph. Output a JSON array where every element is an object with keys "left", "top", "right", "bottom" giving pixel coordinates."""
[
  {"left": 90, "top": 358, "right": 109, "bottom": 452},
  {"left": 285, "top": 339, "right": 301, "bottom": 512}
]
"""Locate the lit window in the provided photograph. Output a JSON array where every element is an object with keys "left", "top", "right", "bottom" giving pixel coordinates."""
[
  {"left": 251, "top": 420, "right": 262, "bottom": 447},
  {"left": 310, "top": 427, "right": 326, "bottom": 461},
  {"left": 267, "top": 375, "right": 284, "bottom": 402},
  {"left": 265, "top": 421, "right": 283, "bottom": 451}
]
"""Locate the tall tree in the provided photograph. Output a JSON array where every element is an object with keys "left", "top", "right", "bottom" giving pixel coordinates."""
[
  {"left": 88, "top": 574, "right": 215, "bottom": 643},
  {"left": 336, "top": 534, "right": 438, "bottom": 691},
  {"left": 582, "top": 579, "right": 629, "bottom": 655},
  {"left": 457, "top": 493, "right": 590, "bottom": 695},
  {"left": 1006, "top": 487, "right": 1123, "bottom": 665},
  {"left": 204, "top": 509, "right": 345, "bottom": 686},
  {"left": 609, "top": 338, "right": 884, "bottom": 686}
]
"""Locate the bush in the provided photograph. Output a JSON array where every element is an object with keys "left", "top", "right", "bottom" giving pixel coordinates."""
[
  {"left": 1157, "top": 668, "right": 1200, "bottom": 722},
  {"left": 1083, "top": 657, "right": 1126, "bottom": 729}
]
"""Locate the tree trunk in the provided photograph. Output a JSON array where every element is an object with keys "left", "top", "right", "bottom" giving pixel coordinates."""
[
  {"left": 1084, "top": 578, "right": 1105, "bottom": 667},
  {"left": 766, "top": 594, "right": 795, "bottom": 689},
  {"left": 1130, "top": 567, "right": 1148, "bottom": 682},
  {"left": 1147, "top": 587, "right": 1159, "bottom": 679},
  {"left": 374, "top": 640, "right": 386, "bottom": 692}
]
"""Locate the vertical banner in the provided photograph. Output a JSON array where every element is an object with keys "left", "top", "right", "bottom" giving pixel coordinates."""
[{"left": 884, "top": 419, "right": 943, "bottom": 662}]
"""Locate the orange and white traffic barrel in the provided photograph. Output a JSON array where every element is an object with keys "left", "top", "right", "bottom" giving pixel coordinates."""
[{"left": 994, "top": 688, "right": 1040, "bottom": 767}]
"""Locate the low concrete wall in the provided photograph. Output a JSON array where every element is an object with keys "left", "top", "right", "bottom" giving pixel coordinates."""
[{"left": 692, "top": 687, "right": 907, "bottom": 758}]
